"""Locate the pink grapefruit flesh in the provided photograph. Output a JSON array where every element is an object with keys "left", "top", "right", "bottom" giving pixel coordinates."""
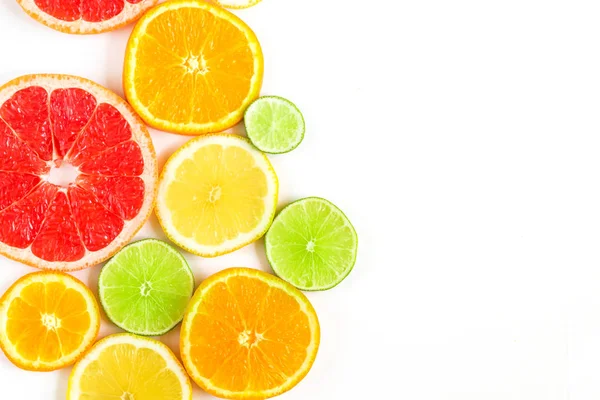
[{"left": 0, "top": 74, "right": 157, "bottom": 271}]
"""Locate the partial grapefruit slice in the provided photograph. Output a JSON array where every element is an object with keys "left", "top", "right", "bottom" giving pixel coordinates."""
[
  {"left": 0, "top": 74, "right": 157, "bottom": 271},
  {"left": 16, "top": 0, "right": 158, "bottom": 34}
]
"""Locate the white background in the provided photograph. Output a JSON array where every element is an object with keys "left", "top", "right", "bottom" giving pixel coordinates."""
[{"left": 2, "top": 0, "right": 600, "bottom": 399}]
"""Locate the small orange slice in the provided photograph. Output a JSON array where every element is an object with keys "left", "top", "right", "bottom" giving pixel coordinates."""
[
  {"left": 181, "top": 268, "right": 320, "bottom": 399},
  {"left": 124, "top": 0, "right": 264, "bottom": 135},
  {"left": 0, "top": 272, "right": 100, "bottom": 371}
]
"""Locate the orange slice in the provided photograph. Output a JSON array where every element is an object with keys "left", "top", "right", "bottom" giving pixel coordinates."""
[
  {"left": 16, "top": 0, "right": 158, "bottom": 34},
  {"left": 181, "top": 268, "right": 320, "bottom": 399},
  {"left": 124, "top": 0, "right": 264, "bottom": 135},
  {"left": 0, "top": 272, "right": 100, "bottom": 371}
]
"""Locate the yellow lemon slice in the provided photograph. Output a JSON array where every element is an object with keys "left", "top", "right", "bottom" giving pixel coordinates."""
[
  {"left": 156, "top": 134, "right": 278, "bottom": 257},
  {"left": 216, "top": 0, "right": 263, "bottom": 9},
  {"left": 67, "top": 333, "right": 192, "bottom": 400}
]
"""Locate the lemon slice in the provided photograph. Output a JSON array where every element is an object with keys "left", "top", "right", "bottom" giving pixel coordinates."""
[
  {"left": 215, "top": 0, "right": 263, "bottom": 9},
  {"left": 156, "top": 134, "right": 278, "bottom": 257},
  {"left": 67, "top": 333, "right": 192, "bottom": 400}
]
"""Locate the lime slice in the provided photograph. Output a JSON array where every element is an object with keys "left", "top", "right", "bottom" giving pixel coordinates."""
[
  {"left": 265, "top": 197, "right": 358, "bottom": 291},
  {"left": 244, "top": 96, "right": 305, "bottom": 154},
  {"left": 98, "top": 239, "right": 194, "bottom": 336}
]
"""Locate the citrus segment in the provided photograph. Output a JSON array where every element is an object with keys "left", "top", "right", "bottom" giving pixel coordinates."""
[
  {"left": 266, "top": 197, "right": 358, "bottom": 291},
  {"left": 0, "top": 183, "right": 57, "bottom": 249},
  {"left": 124, "top": 0, "right": 263, "bottom": 134},
  {"left": 31, "top": 191, "right": 86, "bottom": 262},
  {"left": 0, "top": 172, "right": 41, "bottom": 211},
  {"left": 98, "top": 239, "right": 194, "bottom": 336},
  {"left": 50, "top": 88, "right": 97, "bottom": 157},
  {"left": 181, "top": 268, "right": 320, "bottom": 399},
  {"left": 76, "top": 175, "right": 144, "bottom": 220},
  {"left": 0, "top": 74, "right": 157, "bottom": 271},
  {"left": 35, "top": 0, "right": 81, "bottom": 21},
  {"left": 82, "top": 0, "right": 124, "bottom": 22},
  {"left": 156, "top": 134, "right": 278, "bottom": 257},
  {"left": 67, "top": 333, "right": 192, "bottom": 400},
  {"left": 17, "top": 0, "right": 159, "bottom": 34},
  {"left": 0, "top": 119, "right": 49, "bottom": 175},
  {"left": 0, "top": 86, "right": 53, "bottom": 160},
  {"left": 0, "top": 272, "right": 100, "bottom": 371},
  {"left": 68, "top": 103, "right": 132, "bottom": 165},
  {"left": 78, "top": 141, "right": 144, "bottom": 176},
  {"left": 68, "top": 186, "right": 124, "bottom": 251}
]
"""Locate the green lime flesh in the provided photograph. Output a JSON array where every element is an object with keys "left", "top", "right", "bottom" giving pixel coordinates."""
[
  {"left": 265, "top": 197, "right": 358, "bottom": 291},
  {"left": 98, "top": 239, "right": 194, "bottom": 336},
  {"left": 244, "top": 96, "right": 305, "bottom": 154}
]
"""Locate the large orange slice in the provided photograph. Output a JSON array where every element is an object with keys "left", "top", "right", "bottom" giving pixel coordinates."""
[
  {"left": 0, "top": 272, "right": 100, "bottom": 371},
  {"left": 0, "top": 74, "right": 157, "bottom": 271},
  {"left": 181, "top": 268, "right": 320, "bottom": 399},
  {"left": 124, "top": 0, "right": 264, "bottom": 135},
  {"left": 16, "top": 0, "right": 158, "bottom": 34}
]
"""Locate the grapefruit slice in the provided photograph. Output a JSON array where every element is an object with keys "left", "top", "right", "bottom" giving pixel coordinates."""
[
  {"left": 16, "top": 0, "right": 158, "bottom": 34},
  {"left": 0, "top": 74, "right": 157, "bottom": 271}
]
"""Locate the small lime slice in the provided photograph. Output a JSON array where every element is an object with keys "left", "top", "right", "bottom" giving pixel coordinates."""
[
  {"left": 98, "top": 239, "right": 194, "bottom": 336},
  {"left": 265, "top": 197, "right": 358, "bottom": 291},
  {"left": 244, "top": 96, "right": 305, "bottom": 154}
]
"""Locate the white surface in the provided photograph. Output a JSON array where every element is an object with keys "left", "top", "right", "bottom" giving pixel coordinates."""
[{"left": 1, "top": 0, "right": 600, "bottom": 399}]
